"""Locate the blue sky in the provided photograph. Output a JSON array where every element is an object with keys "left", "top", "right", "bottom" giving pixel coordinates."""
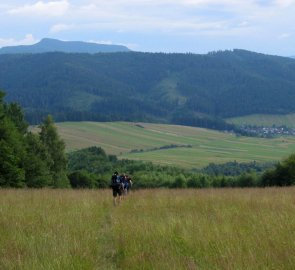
[{"left": 0, "top": 0, "right": 295, "bottom": 56}]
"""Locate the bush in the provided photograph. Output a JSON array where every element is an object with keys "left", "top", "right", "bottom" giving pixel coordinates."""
[
  {"left": 170, "top": 174, "right": 187, "bottom": 188},
  {"left": 68, "top": 171, "right": 95, "bottom": 188},
  {"left": 236, "top": 173, "right": 258, "bottom": 187},
  {"left": 261, "top": 153, "right": 295, "bottom": 186}
]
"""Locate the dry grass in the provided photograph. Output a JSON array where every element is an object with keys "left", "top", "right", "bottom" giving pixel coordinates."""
[
  {"left": 1, "top": 188, "right": 295, "bottom": 269},
  {"left": 0, "top": 189, "right": 115, "bottom": 270}
]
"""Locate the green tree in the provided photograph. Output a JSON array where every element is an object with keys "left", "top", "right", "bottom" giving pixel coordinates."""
[
  {"left": 261, "top": 153, "right": 295, "bottom": 186},
  {"left": 237, "top": 173, "right": 257, "bottom": 187},
  {"left": 0, "top": 91, "right": 26, "bottom": 187},
  {"left": 68, "top": 170, "right": 95, "bottom": 188},
  {"left": 5, "top": 102, "right": 28, "bottom": 134},
  {"left": 67, "top": 146, "right": 112, "bottom": 174},
  {"left": 24, "top": 132, "right": 53, "bottom": 187},
  {"left": 272, "top": 154, "right": 295, "bottom": 186},
  {"left": 39, "top": 115, "right": 69, "bottom": 187},
  {"left": 171, "top": 174, "right": 187, "bottom": 188}
]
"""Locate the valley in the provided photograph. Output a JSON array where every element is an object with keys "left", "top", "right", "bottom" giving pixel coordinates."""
[{"left": 55, "top": 121, "right": 295, "bottom": 169}]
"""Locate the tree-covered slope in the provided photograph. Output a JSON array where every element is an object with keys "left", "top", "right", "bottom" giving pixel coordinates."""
[{"left": 1, "top": 50, "right": 295, "bottom": 126}]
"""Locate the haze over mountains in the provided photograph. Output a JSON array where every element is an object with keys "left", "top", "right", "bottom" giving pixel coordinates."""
[
  {"left": 0, "top": 38, "right": 131, "bottom": 54},
  {"left": 1, "top": 39, "right": 295, "bottom": 130}
]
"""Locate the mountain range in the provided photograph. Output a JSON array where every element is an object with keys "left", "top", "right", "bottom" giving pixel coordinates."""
[
  {"left": 1, "top": 47, "right": 295, "bottom": 130},
  {"left": 0, "top": 38, "right": 130, "bottom": 54}
]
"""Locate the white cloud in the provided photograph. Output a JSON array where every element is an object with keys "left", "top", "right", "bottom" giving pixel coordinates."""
[
  {"left": 88, "top": 39, "right": 138, "bottom": 50},
  {"left": 1, "top": 0, "right": 295, "bottom": 54},
  {"left": 278, "top": 32, "right": 293, "bottom": 39},
  {"left": 89, "top": 40, "right": 114, "bottom": 45},
  {"left": 274, "top": 0, "right": 295, "bottom": 8},
  {"left": 15, "top": 0, "right": 291, "bottom": 39},
  {"left": 0, "top": 34, "right": 38, "bottom": 48},
  {"left": 62, "top": 1, "right": 271, "bottom": 33},
  {"left": 50, "top": 23, "right": 75, "bottom": 33},
  {"left": 8, "top": 0, "right": 69, "bottom": 17}
]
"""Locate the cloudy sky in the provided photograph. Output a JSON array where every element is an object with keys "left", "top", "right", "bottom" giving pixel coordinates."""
[{"left": 0, "top": 0, "right": 295, "bottom": 56}]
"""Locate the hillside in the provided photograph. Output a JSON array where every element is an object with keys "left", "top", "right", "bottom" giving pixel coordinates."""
[
  {"left": 227, "top": 113, "right": 295, "bottom": 128},
  {"left": 0, "top": 38, "right": 130, "bottom": 54},
  {"left": 1, "top": 50, "right": 295, "bottom": 127},
  {"left": 54, "top": 122, "right": 295, "bottom": 169}
]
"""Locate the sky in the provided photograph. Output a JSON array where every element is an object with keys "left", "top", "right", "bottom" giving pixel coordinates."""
[{"left": 0, "top": 0, "right": 295, "bottom": 56}]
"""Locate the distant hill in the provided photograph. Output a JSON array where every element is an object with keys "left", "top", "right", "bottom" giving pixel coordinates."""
[
  {"left": 1, "top": 50, "right": 295, "bottom": 129},
  {"left": 0, "top": 38, "right": 131, "bottom": 54},
  {"left": 227, "top": 113, "right": 295, "bottom": 128}
]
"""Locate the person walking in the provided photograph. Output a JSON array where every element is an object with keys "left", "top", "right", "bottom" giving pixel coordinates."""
[
  {"left": 125, "top": 174, "right": 133, "bottom": 195},
  {"left": 110, "top": 171, "right": 123, "bottom": 206}
]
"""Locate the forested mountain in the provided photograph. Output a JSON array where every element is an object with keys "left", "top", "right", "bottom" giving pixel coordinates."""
[
  {"left": 0, "top": 38, "right": 130, "bottom": 54},
  {"left": 1, "top": 50, "right": 295, "bottom": 128}
]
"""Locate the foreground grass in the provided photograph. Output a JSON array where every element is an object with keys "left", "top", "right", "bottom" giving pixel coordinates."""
[
  {"left": 0, "top": 190, "right": 115, "bottom": 269},
  {"left": 1, "top": 188, "right": 295, "bottom": 269}
]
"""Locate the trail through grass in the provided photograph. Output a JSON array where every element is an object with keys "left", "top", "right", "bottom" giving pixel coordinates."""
[
  {"left": 0, "top": 190, "right": 116, "bottom": 269},
  {"left": 1, "top": 188, "right": 295, "bottom": 269}
]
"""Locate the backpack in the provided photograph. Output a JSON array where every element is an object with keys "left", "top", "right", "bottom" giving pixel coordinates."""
[
  {"left": 124, "top": 180, "right": 129, "bottom": 189},
  {"left": 110, "top": 174, "right": 121, "bottom": 189}
]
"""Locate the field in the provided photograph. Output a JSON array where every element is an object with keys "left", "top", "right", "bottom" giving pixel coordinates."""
[
  {"left": 227, "top": 113, "right": 295, "bottom": 128},
  {"left": 1, "top": 188, "right": 295, "bottom": 269},
  {"left": 55, "top": 121, "right": 295, "bottom": 168}
]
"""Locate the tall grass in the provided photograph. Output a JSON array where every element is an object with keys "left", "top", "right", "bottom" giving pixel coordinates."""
[
  {"left": 0, "top": 189, "right": 115, "bottom": 270},
  {"left": 1, "top": 188, "right": 295, "bottom": 269}
]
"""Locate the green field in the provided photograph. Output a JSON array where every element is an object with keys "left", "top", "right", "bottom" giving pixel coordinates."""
[
  {"left": 227, "top": 113, "right": 295, "bottom": 128},
  {"left": 1, "top": 188, "right": 295, "bottom": 269},
  {"left": 55, "top": 121, "right": 295, "bottom": 168}
]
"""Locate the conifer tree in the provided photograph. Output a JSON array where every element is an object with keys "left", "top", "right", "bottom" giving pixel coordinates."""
[
  {"left": 39, "top": 115, "right": 69, "bottom": 187},
  {"left": 5, "top": 102, "right": 28, "bottom": 134},
  {"left": 0, "top": 91, "right": 26, "bottom": 187},
  {"left": 24, "top": 132, "right": 53, "bottom": 187}
]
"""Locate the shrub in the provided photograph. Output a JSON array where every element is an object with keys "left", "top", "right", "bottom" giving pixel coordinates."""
[{"left": 68, "top": 171, "right": 95, "bottom": 188}]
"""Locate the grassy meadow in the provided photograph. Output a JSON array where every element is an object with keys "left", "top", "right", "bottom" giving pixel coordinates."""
[
  {"left": 55, "top": 121, "right": 295, "bottom": 168},
  {"left": 227, "top": 113, "right": 295, "bottom": 128},
  {"left": 1, "top": 188, "right": 295, "bottom": 269}
]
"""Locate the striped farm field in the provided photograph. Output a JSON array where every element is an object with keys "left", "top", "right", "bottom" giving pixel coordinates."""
[{"left": 54, "top": 122, "right": 295, "bottom": 169}]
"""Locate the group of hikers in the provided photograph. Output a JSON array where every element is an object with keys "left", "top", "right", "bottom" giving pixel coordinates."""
[{"left": 110, "top": 171, "right": 133, "bottom": 206}]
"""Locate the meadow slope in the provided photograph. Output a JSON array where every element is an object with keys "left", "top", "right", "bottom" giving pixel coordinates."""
[
  {"left": 227, "top": 113, "right": 295, "bottom": 128},
  {"left": 1, "top": 188, "right": 295, "bottom": 270},
  {"left": 56, "top": 121, "right": 295, "bottom": 169}
]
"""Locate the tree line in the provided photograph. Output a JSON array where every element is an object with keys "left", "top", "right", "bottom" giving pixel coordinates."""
[
  {"left": 66, "top": 146, "right": 295, "bottom": 188},
  {"left": 1, "top": 90, "right": 295, "bottom": 188},
  {"left": 0, "top": 91, "right": 68, "bottom": 187}
]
